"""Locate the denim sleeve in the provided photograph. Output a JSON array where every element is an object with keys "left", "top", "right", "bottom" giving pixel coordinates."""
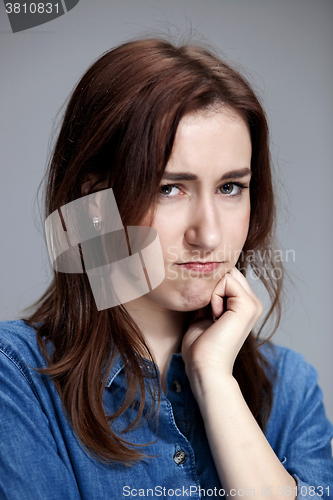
[
  {"left": 0, "top": 345, "right": 81, "bottom": 500},
  {"left": 276, "top": 350, "right": 333, "bottom": 500}
]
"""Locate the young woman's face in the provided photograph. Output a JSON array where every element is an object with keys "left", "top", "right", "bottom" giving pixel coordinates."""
[{"left": 141, "top": 107, "right": 252, "bottom": 313}]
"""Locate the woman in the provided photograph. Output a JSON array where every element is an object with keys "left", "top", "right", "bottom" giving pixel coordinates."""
[{"left": 0, "top": 38, "right": 332, "bottom": 499}]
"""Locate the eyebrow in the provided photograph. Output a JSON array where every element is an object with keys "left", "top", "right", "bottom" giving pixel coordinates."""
[{"left": 162, "top": 168, "right": 252, "bottom": 182}]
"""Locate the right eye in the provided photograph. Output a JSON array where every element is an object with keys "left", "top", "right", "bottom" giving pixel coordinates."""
[{"left": 158, "top": 184, "right": 181, "bottom": 197}]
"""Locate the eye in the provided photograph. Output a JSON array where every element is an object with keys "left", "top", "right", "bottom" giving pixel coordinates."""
[
  {"left": 218, "top": 182, "right": 248, "bottom": 196},
  {"left": 159, "top": 184, "right": 181, "bottom": 197}
]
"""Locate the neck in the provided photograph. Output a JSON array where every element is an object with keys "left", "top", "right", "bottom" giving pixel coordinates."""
[{"left": 124, "top": 297, "right": 189, "bottom": 391}]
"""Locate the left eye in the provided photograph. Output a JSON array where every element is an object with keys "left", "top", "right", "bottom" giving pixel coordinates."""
[
  {"left": 218, "top": 183, "right": 241, "bottom": 195},
  {"left": 159, "top": 184, "right": 180, "bottom": 196}
]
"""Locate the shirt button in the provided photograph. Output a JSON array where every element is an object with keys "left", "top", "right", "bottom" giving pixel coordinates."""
[
  {"left": 172, "top": 380, "right": 183, "bottom": 393},
  {"left": 173, "top": 450, "right": 187, "bottom": 465}
]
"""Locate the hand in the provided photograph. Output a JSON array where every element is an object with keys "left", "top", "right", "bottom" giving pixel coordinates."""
[{"left": 181, "top": 267, "right": 263, "bottom": 391}]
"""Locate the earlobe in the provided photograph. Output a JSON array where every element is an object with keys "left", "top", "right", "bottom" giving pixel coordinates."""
[
  {"left": 86, "top": 190, "right": 110, "bottom": 225},
  {"left": 81, "top": 176, "right": 110, "bottom": 225}
]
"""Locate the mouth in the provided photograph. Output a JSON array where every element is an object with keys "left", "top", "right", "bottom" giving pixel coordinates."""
[{"left": 175, "top": 262, "right": 222, "bottom": 273}]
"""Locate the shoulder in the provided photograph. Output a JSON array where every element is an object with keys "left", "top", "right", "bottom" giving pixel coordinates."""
[
  {"left": 259, "top": 341, "right": 324, "bottom": 414},
  {"left": 259, "top": 341, "right": 317, "bottom": 387},
  {"left": 260, "top": 342, "right": 333, "bottom": 460},
  {"left": 0, "top": 320, "right": 47, "bottom": 386},
  {"left": 0, "top": 319, "right": 43, "bottom": 357},
  {"left": 0, "top": 321, "right": 83, "bottom": 498}
]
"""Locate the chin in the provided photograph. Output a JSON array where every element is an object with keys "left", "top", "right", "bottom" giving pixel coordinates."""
[
  {"left": 147, "top": 274, "right": 218, "bottom": 312},
  {"left": 179, "top": 293, "right": 212, "bottom": 311},
  {"left": 171, "top": 280, "right": 215, "bottom": 311}
]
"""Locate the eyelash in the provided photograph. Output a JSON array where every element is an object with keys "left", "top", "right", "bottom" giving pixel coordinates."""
[{"left": 158, "top": 182, "right": 249, "bottom": 198}]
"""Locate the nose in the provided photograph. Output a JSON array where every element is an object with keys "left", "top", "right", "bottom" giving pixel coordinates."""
[{"left": 184, "top": 196, "right": 223, "bottom": 251}]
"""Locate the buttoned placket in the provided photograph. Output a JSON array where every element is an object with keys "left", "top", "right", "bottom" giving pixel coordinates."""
[{"left": 104, "top": 351, "right": 224, "bottom": 498}]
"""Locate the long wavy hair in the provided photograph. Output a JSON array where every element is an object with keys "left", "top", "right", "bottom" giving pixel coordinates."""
[{"left": 25, "top": 38, "right": 283, "bottom": 463}]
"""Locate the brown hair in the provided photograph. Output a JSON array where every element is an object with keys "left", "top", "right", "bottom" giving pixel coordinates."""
[{"left": 25, "top": 38, "right": 282, "bottom": 463}]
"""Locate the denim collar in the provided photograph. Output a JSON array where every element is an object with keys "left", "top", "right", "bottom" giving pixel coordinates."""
[
  {"left": 105, "top": 352, "right": 125, "bottom": 387},
  {"left": 105, "top": 351, "right": 184, "bottom": 388}
]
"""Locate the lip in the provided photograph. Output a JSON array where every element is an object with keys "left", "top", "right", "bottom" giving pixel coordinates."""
[{"left": 175, "top": 262, "right": 222, "bottom": 273}]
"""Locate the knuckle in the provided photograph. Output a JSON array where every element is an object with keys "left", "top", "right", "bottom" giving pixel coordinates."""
[
  {"left": 255, "top": 299, "right": 263, "bottom": 320},
  {"left": 257, "top": 298, "right": 263, "bottom": 313},
  {"left": 248, "top": 297, "right": 262, "bottom": 321}
]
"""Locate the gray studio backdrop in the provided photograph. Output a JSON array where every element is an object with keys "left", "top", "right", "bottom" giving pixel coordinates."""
[{"left": 0, "top": 0, "right": 332, "bottom": 422}]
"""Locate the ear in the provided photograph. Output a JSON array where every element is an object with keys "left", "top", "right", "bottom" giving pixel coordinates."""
[
  {"left": 81, "top": 180, "right": 93, "bottom": 197},
  {"left": 81, "top": 174, "right": 108, "bottom": 197}
]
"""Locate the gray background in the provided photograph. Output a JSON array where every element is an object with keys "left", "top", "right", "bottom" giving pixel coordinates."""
[{"left": 0, "top": 0, "right": 332, "bottom": 422}]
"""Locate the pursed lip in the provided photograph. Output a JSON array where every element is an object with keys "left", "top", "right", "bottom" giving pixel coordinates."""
[
  {"left": 175, "top": 261, "right": 224, "bottom": 265},
  {"left": 175, "top": 261, "right": 222, "bottom": 273}
]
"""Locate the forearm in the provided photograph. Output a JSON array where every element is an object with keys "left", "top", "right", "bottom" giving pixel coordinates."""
[{"left": 195, "top": 374, "right": 297, "bottom": 500}]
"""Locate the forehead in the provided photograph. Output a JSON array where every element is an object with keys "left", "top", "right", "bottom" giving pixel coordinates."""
[{"left": 166, "top": 107, "right": 252, "bottom": 176}]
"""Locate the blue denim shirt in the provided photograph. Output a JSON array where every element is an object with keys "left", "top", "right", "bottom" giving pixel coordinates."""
[{"left": 0, "top": 320, "right": 332, "bottom": 500}]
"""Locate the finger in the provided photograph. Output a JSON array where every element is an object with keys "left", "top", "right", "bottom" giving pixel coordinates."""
[
  {"left": 228, "top": 269, "right": 263, "bottom": 320},
  {"left": 211, "top": 272, "right": 261, "bottom": 321},
  {"left": 211, "top": 291, "right": 224, "bottom": 321},
  {"left": 211, "top": 271, "right": 245, "bottom": 320},
  {"left": 227, "top": 267, "right": 258, "bottom": 299},
  {"left": 211, "top": 273, "right": 230, "bottom": 319},
  {"left": 213, "top": 267, "right": 258, "bottom": 303}
]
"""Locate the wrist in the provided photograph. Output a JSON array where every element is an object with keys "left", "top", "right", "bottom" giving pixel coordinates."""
[{"left": 186, "top": 365, "right": 240, "bottom": 407}]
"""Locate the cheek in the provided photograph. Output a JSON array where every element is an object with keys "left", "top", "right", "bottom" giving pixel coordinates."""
[
  {"left": 236, "top": 212, "right": 251, "bottom": 243},
  {"left": 150, "top": 214, "right": 184, "bottom": 256},
  {"left": 224, "top": 206, "right": 251, "bottom": 260},
  {"left": 140, "top": 210, "right": 172, "bottom": 248}
]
